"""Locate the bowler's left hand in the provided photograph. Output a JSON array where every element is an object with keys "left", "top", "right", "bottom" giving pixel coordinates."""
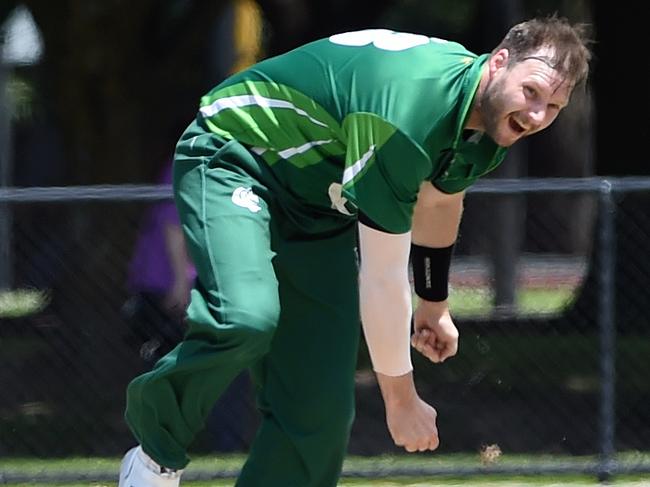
[{"left": 411, "top": 299, "right": 458, "bottom": 363}]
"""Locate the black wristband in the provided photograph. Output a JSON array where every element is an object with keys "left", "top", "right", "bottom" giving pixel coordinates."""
[{"left": 411, "top": 243, "right": 454, "bottom": 302}]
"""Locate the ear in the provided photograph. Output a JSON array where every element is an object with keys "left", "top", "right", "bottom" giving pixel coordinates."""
[{"left": 488, "top": 48, "right": 509, "bottom": 76}]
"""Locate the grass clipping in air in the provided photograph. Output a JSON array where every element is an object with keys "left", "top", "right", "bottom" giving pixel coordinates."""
[{"left": 480, "top": 444, "right": 503, "bottom": 466}]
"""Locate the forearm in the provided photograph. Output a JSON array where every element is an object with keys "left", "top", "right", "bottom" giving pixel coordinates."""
[
  {"left": 409, "top": 183, "right": 463, "bottom": 304},
  {"left": 360, "top": 272, "right": 413, "bottom": 376},
  {"left": 358, "top": 223, "right": 413, "bottom": 377},
  {"left": 411, "top": 183, "right": 464, "bottom": 247},
  {"left": 375, "top": 371, "right": 418, "bottom": 408}
]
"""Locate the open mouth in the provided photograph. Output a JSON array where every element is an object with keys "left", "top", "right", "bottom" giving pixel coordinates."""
[{"left": 508, "top": 116, "right": 526, "bottom": 134}]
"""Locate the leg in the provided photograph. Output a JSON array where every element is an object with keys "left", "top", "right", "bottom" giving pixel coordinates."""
[
  {"left": 125, "top": 140, "right": 279, "bottom": 469},
  {"left": 237, "top": 226, "right": 360, "bottom": 487}
]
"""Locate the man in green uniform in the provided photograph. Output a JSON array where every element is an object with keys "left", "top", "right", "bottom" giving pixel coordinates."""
[{"left": 119, "top": 16, "right": 591, "bottom": 487}]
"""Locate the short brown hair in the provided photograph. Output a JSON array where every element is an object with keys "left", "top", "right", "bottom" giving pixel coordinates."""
[{"left": 493, "top": 14, "right": 592, "bottom": 88}]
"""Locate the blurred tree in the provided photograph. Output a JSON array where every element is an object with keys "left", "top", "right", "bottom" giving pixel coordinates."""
[{"left": 4, "top": 0, "right": 226, "bottom": 183}]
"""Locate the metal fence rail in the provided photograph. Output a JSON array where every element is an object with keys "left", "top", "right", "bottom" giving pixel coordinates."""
[
  {"left": 1, "top": 177, "right": 650, "bottom": 484},
  {"left": 2, "top": 176, "right": 650, "bottom": 203}
]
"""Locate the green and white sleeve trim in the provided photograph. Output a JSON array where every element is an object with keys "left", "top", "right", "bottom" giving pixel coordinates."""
[
  {"left": 342, "top": 145, "right": 376, "bottom": 185},
  {"left": 199, "top": 93, "right": 331, "bottom": 129}
]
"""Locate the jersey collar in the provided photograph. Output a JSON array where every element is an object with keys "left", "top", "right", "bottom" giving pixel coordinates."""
[{"left": 452, "top": 53, "right": 489, "bottom": 150}]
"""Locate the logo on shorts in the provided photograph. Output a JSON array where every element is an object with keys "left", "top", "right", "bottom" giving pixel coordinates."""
[{"left": 232, "top": 187, "right": 262, "bottom": 213}]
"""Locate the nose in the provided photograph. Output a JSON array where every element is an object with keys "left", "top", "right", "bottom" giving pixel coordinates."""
[{"left": 528, "top": 103, "right": 547, "bottom": 125}]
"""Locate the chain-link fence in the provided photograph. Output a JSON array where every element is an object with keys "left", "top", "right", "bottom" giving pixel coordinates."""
[{"left": 1, "top": 178, "right": 650, "bottom": 484}]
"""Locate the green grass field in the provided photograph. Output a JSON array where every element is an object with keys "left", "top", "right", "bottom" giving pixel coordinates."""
[
  {"left": 5, "top": 479, "right": 649, "bottom": 487},
  {"left": 448, "top": 286, "right": 574, "bottom": 317},
  {"left": 3, "top": 453, "right": 650, "bottom": 486},
  {"left": 4, "top": 474, "right": 650, "bottom": 486}
]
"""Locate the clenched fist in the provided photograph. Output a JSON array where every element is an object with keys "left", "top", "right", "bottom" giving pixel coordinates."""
[{"left": 411, "top": 299, "right": 458, "bottom": 363}]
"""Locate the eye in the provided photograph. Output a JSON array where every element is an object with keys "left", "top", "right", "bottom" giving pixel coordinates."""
[
  {"left": 523, "top": 86, "right": 537, "bottom": 98},
  {"left": 548, "top": 103, "right": 561, "bottom": 111}
]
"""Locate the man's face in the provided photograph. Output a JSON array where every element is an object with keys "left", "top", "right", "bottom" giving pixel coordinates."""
[{"left": 478, "top": 49, "right": 573, "bottom": 147}]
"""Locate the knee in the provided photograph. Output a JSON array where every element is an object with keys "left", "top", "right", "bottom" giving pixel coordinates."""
[
  {"left": 221, "top": 287, "right": 279, "bottom": 357},
  {"left": 186, "top": 286, "right": 280, "bottom": 360}
]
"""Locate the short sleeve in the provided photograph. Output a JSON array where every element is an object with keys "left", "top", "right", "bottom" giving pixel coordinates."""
[
  {"left": 341, "top": 112, "right": 432, "bottom": 233},
  {"left": 432, "top": 135, "right": 508, "bottom": 194}
]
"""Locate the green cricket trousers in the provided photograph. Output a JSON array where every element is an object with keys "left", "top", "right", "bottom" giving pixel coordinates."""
[{"left": 125, "top": 127, "right": 361, "bottom": 487}]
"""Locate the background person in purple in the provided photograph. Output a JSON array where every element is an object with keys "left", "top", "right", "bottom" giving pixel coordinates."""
[{"left": 123, "top": 158, "right": 196, "bottom": 361}]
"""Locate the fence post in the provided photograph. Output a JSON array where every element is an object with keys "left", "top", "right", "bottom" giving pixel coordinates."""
[
  {"left": 596, "top": 180, "right": 616, "bottom": 482},
  {"left": 0, "top": 47, "right": 13, "bottom": 289}
]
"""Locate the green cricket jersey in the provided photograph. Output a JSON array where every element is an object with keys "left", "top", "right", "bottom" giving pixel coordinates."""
[{"left": 195, "top": 29, "right": 508, "bottom": 233}]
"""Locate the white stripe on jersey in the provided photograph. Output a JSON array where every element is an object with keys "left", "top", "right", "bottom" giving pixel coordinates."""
[
  {"left": 200, "top": 94, "right": 329, "bottom": 128},
  {"left": 277, "top": 139, "right": 334, "bottom": 159},
  {"left": 342, "top": 145, "right": 376, "bottom": 185}
]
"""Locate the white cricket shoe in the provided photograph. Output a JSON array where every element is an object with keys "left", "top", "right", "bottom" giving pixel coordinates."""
[{"left": 118, "top": 445, "right": 183, "bottom": 487}]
